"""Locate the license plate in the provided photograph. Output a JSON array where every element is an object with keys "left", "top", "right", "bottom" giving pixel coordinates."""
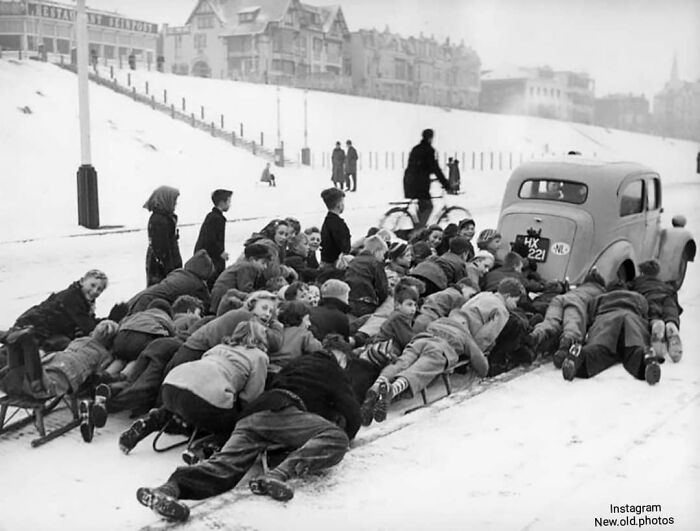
[{"left": 515, "top": 234, "right": 550, "bottom": 262}]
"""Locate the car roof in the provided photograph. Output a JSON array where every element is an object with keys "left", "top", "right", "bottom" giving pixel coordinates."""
[{"left": 510, "top": 157, "right": 658, "bottom": 184}]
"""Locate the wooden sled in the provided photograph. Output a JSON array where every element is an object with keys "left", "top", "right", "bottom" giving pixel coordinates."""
[{"left": 0, "top": 393, "right": 81, "bottom": 448}]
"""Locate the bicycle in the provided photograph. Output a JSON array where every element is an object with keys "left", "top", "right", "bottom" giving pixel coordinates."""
[{"left": 379, "top": 189, "right": 472, "bottom": 240}]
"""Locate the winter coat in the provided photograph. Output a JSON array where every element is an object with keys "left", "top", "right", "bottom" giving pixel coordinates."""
[
  {"left": 284, "top": 250, "right": 319, "bottom": 283},
  {"left": 482, "top": 267, "right": 543, "bottom": 293},
  {"left": 320, "top": 211, "right": 351, "bottom": 264},
  {"left": 409, "top": 261, "right": 448, "bottom": 295},
  {"left": 375, "top": 310, "right": 414, "bottom": 351},
  {"left": 461, "top": 291, "right": 510, "bottom": 353},
  {"left": 194, "top": 207, "right": 227, "bottom": 277},
  {"left": 185, "top": 309, "right": 283, "bottom": 354},
  {"left": 309, "top": 297, "right": 351, "bottom": 341},
  {"left": 270, "top": 326, "right": 324, "bottom": 371},
  {"left": 345, "top": 252, "right": 389, "bottom": 314},
  {"left": 403, "top": 140, "right": 450, "bottom": 199},
  {"left": 434, "top": 252, "right": 468, "bottom": 285},
  {"left": 43, "top": 336, "right": 112, "bottom": 393},
  {"left": 242, "top": 350, "right": 362, "bottom": 440},
  {"left": 241, "top": 235, "right": 293, "bottom": 283},
  {"left": 14, "top": 281, "right": 97, "bottom": 346},
  {"left": 331, "top": 147, "right": 346, "bottom": 183},
  {"left": 172, "top": 313, "right": 200, "bottom": 341},
  {"left": 210, "top": 261, "right": 265, "bottom": 314},
  {"left": 307, "top": 250, "right": 320, "bottom": 269},
  {"left": 629, "top": 275, "right": 682, "bottom": 327},
  {"left": 128, "top": 250, "right": 213, "bottom": 315},
  {"left": 413, "top": 286, "right": 466, "bottom": 333},
  {"left": 585, "top": 290, "right": 650, "bottom": 351},
  {"left": 117, "top": 308, "right": 175, "bottom": 337},
  {"left": 146, "top": 210, "right": 182, "bottom": 286},
  {"left": 345, "top": 146, "right": 358, "bottom": 174},
  {"left": 164, "top": 344, "right": 269, "bottom": 410}
]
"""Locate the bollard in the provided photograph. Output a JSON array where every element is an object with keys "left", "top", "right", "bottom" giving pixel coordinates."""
[
  {"left": 490, "top": 152, "right": 494, "bottom": 170},
  {"left": 498, "top": 152, "right": 502, "bottom": 170},
  {"left": 471, "top": 151, "right": 476, "bottom": 170},
  {"left": 170, "top": 103, "right": 175, "bottom": 118},
  {"left": 240, "top": 123, "right": 244, "bottom": 137},
  {"left": 163, "top": 89, "right": 167, "bottom": 104},
  {"left": 182, "top": 97, "right": 186, "bottom": 111},
  {"left": 110, "top": 65, "right": 113, "bottom": 79},
  {"left": 211, "top": 122, "right": 215, "bottom": 136},
  {"left": 18, "top": 49, "right": 22, "bottom": 60},
  {"left": 231, "top": 132, "right": 236, "bottom": 146},
  {"left": 462, "top": 152, "right": 466, "bottom": 168},
  {"left": 480, "top": 152, "right": 484, "bottom": 171},
  {"left": 200, "top": 106, "right": 204, "bottom": 120},
  {"left": 191, "top": 113, "right": 195, "bottom": 127},
  {"left": 127, "top": 72, "right": 131, "bottom": 86},
  {"left": 391, "top": 152, "right": 395, "bottom": 170},
  {"left": 132, "top": 86, "right": 136, "bottom": 99},
  {"left": 151, "top": 95, "right": 155, "bottom": 109},
  {"left": 220, "top": 114, "right": 224, "bottom": 129},
  {"left": 368, "top": 152, "right": 372, "bottom": 170},
  {"left": 509, "top": 152, "right": 513, "bottom": 169},
  {"left": 260, "top": 132, "right": 264, "bottom": 146},
  {"left": 145, "top": 81, "right": 149, "bottom": 95},
  {"left": 252, "top": 141, "right": 257, "bottom": 155}
]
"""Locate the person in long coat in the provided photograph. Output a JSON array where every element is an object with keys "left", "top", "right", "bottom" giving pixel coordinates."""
[
  {"left": 403, "top": 129, "right": 451, "bottom": 230},
  {"left": 344, "top": 140, "right": 358, "bottom": 192},
  {"left": 561, "top": 282, "right": 663, "bottom": 384},
  {"left": 144, "top": 186, "right": 182, "bottom": 286},
  {"left": 331, "top": 141, "right": 346, "bottom": 189}
]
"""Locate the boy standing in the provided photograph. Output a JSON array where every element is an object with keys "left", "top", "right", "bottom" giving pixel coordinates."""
[
  {"left": 194, "top": 189, "right": 233, "bottom": 290},
  {"left": 320, "top": 188, "right": 351, "bottom": 269}
]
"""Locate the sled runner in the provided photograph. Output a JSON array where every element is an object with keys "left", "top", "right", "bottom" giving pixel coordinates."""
[
  {"left": 0, "top": 393, "right": 81, "bottom": 447},
  {"left": 404, "top": 359, "right": 472, "bottom": 414}
]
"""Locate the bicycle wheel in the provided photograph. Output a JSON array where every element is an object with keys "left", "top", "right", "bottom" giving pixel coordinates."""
[
  {"left": 379, "top": 207, "right": 415, "bottom": 236},
  {"left": 436, "top": 206, "right": 472, "bottom": 226}
]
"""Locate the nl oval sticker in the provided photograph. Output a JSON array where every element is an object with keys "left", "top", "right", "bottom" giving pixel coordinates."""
[{"left": 551, "top": 242, "right": 571, "bottom": 256}]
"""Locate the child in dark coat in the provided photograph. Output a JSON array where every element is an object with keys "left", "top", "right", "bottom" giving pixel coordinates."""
[
  {"left": 111, "top": 299, "right": 176, "bottom": 365},
  {"left": 128, "top": 250, "right": 214, "bottom": 315},
  {"left": 284, "top": 233, "right": 320, "bottom": 282},
  {"left": 144, "top": 186, "right": 182, "bottom": 286},
  {"left": 320, "top": 188, "right": 351, "bottom": 268},
  {"left": 271, "top": 301, "right": 323, "bottom": 373},
  {"left": 434, "top": 236, "right": 471, "bottom": 285},
  {"left": 309, "top": 280, "right": 351, "bottom": 341},
  {"left": 194, "top": 189, "right": 232, "bottom": 290},
  {"left": 629, "top": 260, "right": 683, "bottom": 362},
  {"left": 345, "top": 235, "right": 389, "bottom": 317}
]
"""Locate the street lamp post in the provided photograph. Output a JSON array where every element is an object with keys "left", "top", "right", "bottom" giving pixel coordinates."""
[{"left": 76, "top": 0, "right": 99, "bottom": 228}]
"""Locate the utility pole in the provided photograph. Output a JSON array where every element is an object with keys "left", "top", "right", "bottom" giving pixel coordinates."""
[{"left": 76, "top": 0, "right": 99, "bottom": 228}]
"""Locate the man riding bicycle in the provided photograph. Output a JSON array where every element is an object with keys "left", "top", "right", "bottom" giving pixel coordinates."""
[{"left": 403, "top": 129, "right": 454, "bottom": 230}]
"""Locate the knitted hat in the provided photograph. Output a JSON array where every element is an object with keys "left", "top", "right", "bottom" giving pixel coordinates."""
[
  {"left": 638, "top": 260, "right": 660, "bottom": 277},
  {"left": 146, "top": 298, "right": 173, "bottom": 318},
  {"left": 388, "top": 241, "right": 409, "bottom": 260},
  {"left": 472, "top": 250, "right": 495, "bottom": 264},
  {"left": 477, "top": 229, "right": 501, "bottom": 246},
  {"left": 426, "top": 317, "right": 469, "bottom": 357},
  {"left": 410, "top": 261, "right": 448, "bottom": 291},
  {"left": 497, "top": 278, "right": 524, "bottom": 298},
  {"left": 449, "top": 236, "right": 471, "bottom": 255},
  {"left": 320, "top": 279, "right": 350, "bottom": 304},
  {"left": 245, "top": 243, "right": 272, "bottom": 260}
]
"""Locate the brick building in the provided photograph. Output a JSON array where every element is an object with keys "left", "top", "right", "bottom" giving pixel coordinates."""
[
  {"left": 594, "top": 94, "right": 650, "bottom": 133},
  {"left": 652, "top": 57, "right": 700, "bottom": 141},
  {"left": 349, "top": 27, "right": 480, "bottom": 109},
  {"left": 0, "top": 0, "right": 158, "bottom": 67},
  {"left": 480, "top": 66, "right": 595, "bottom": 124}
]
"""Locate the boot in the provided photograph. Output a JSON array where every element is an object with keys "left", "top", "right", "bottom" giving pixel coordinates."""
[
  {"left": 644, "top": 348, "right": 663, "bottom": 386},
  {"left": 373, "top": 379, "right": 393, "bottom": 423},
  {"left": 665, "top": 322, "right": 682, "bottom": 363},
  {"left": 79, "top": 399, "right": 95, "bottom": 443},
  {"left": 562, "top": 342, "right": 583, "bottom": 382},
  {"left": 92, "top": 383, "right": 111, "bottom": 428},
  {"left": 136, "top": 485, "right": 189, "bottom": 522},
  {"left": 650, "top": 320, "right": 667, "bottom": 359},
  {"left": 360, "top": 385, "right": 379, "bottom": 427},
  {"left": 119, "top": 408, "right": 168, "bottom": 454},
  {"left": 249, "top": 474, "right": 294, "bottom": 502},
  {"left": 553, "top": 335, "right": 574, "bottom": 369}
]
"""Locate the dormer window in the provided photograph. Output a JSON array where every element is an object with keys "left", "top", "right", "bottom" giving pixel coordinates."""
[{"left": 238, "top": 7, "right": 260, "bottom": 23}]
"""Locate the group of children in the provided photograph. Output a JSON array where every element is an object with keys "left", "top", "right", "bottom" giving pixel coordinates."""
[{"left": 0, "top": 185, "right": 685, "bottom": 523}]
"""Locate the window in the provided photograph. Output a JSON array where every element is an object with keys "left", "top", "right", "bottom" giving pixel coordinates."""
[
  {"left": 518, "top": 179, "right": 588, "bottom": 204},
  {"left": 194, "top": 33, "right": 207, "bottom": 49},
  {"left": 619, "top": 180, "right": 644, "bottom": 216},
  {"left": 238, "top": 9, "right": 259, "bottom": 23},
  {"left": 646, "top": 177, "right": 661, "bottom": 210},
  {"left": 197, "top": 15, "right": 215, "bottom": 29}
]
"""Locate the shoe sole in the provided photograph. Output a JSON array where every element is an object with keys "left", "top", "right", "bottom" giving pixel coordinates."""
[
  {"left": 562, "top": 359, "right": 577, "bottom": 381},
  {"left": 249, "top": 477, "right": 294, "bottom": 502},
  {"left": 360, "top": 389, "right": 378, "bottom": 426},
  {"left": 92, "top": 402, "right": 108, "bottom": 429},
  {"left": 645, "top": 362, "right": 661, "bottom": 385},
  {"left": 373, "top": 381, "right": 390, "bottom": 423},
  {"left": 79, "top": 401, "right": 94, "bottom": 443},
  {"left": 136, "top": 488, "right": 190, "bottom": 522},
  {"left": 667, "top": 335, "right": 682, "bottom": 363}
]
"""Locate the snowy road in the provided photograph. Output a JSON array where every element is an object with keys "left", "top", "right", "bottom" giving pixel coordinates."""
[{"left": 0, "top": 181, "right": 697, "bottom": 531}]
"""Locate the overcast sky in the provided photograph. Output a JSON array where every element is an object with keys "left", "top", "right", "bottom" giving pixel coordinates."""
[{"left": 86, "top": 0, "right": 700, "bottom": 100}]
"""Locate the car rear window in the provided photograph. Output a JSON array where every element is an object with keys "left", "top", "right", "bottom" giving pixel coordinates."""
[{"left": 518, "top": 179, "right": 588, "bottom": 204}]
